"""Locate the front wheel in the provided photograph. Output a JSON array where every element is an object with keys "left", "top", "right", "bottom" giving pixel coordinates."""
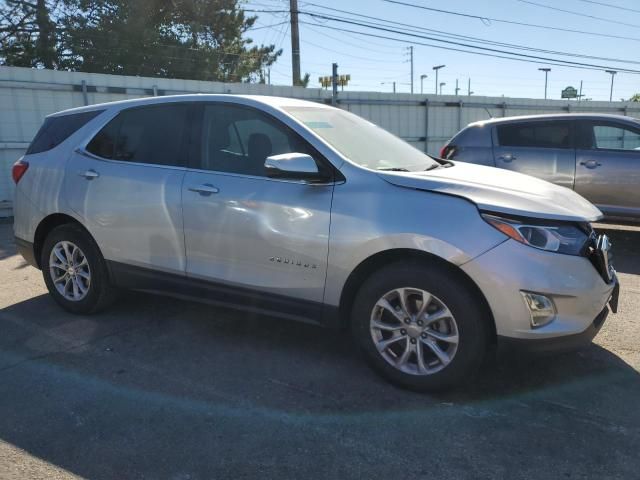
[
  {"left": 351, "top": 261, "right": 488, "bottom": 392},
  {"left": 41, "top": 224, "right": 116, "bottom": 314}
]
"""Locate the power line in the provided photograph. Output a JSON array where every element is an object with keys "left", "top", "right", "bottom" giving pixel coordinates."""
[
  {"left": 573, "top": 0, "right": 640, "bottom": 14},
  {"left": 302, "top": 3, "right": 640, "bottom": 66},
  {"left": 302, "top": 23, "right": 404, "bottom": 61},
  {"left": 246, "top": 7, "right": 640, "bottom": 72},
  {"left": 294, "top": 12, "right": 640, "bottom": 73},
  {"left": 517, "top": 0, "right": 640, "bottom": 29},
  {"left": 298, "top": 20, "right": 640, "bottom": 74},
  {"left": 380, "top": 0, "right": 640, "bottom": 43}
]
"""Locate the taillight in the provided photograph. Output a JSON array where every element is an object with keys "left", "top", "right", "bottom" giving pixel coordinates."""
[
  {"left": 12, "top": 159, "right": 29, "bottom": 184},
  {"left": 439, "top": 145, "right": 456, "bottom": 159}
]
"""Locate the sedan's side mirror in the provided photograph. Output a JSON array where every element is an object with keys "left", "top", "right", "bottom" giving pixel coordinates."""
[{"left": 265, "top": 153, "right": 324, "bottom": 181}]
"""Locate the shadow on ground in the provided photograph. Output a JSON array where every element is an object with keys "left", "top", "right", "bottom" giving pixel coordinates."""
[{"left": 0, "top": 289, "right": 638, "bottom": 479}]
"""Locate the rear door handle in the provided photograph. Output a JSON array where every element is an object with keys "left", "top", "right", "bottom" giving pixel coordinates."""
[
  {"left": 580, "top": 160, "right": 602, "bottom": 169},
  {"left": 79, "top": 169, "right": 99, "bottom": 180},
  {"left": 188, "top": 183, "right": 219, "bottom": 196},
  {"left": 498, "top": 154, "right": 516, "bottom": 162}
]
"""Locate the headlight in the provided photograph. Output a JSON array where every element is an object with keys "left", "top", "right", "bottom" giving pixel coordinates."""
[{"left": 482, "top": 213, "right": 589, "bottom": 255}]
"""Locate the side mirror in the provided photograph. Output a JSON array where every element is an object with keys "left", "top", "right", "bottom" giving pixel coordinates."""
[{"left": 265, "top": 153, "right": 323, "bottom": 181}]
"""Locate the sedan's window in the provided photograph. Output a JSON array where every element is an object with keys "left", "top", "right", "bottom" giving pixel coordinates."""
[
  {"left": 497, "top": 122, "right": 572, "bottom": 149},
  {"left": 199, "top": 104, "right": 316, "bottom": 177},
  {"left": 86, "top": 104, "right": 188, "bottom": 166},
  {"left": 592, "top": 124, "right": 640, "bottom": 151},
  {"left": 27, "top": 110, "right": 103, "bottom": 155}
]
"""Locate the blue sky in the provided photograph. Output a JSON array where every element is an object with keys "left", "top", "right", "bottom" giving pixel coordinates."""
[{"left": 243, "top": 0, "right": 640, "bottom": 101}]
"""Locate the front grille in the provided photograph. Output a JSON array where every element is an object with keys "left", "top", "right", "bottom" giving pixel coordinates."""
[{"left": 586, "top": 233, "right": 615, "bottom": 283}]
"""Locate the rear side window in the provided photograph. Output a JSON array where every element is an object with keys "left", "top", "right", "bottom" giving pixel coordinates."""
[
  {"left": 497, "top": 122, "right": 572, "bottom": 149},
  {"left": 87, "top": 104, "right": 189, "bottom": 166},
  {"left": 27, "top": 110, "right": 103, "bottom": 154}
]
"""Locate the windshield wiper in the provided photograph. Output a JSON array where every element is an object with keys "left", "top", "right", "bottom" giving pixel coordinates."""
[
  {"left": 424, "top": 164, "right": 441, "bottom": 171},
  {"left": 377, "top": 167, "right": 410, "bottom": 172}
]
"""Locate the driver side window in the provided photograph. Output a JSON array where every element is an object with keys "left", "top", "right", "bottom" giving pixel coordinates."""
[
  {"left": 592, "top": 124, "right": 640, "bottom": 151},
  {"left": 199, "top": 104, "right": 314, "bottom": 177}
]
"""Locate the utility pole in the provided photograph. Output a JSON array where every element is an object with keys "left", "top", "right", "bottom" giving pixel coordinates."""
[
  {"left": 467, "top": 78, "right": 473, "bottom": 96},
  {"left": 433, "top": 65, "right": 445, "bottom": 95},
  {"left": 290, "top": 0, "right": 301, "bottom": 86},
  {"left": 455, "top": 79, "right": 460, "bottom": 96},
  {"left": 538, "top": 67, "right": 551, "bottom": 99},
  {"left": 332, "top": 63, "right": 338, "bottom": 106},
  {"left": 606, "top": 70, "right": 617, "bottom": 102},
  {"left": 267, "top": 69, "right": 271, "bottom": 86},
  {"left": 578, "top": 80, "right": 583, "bottom": 102},
  {"left": 408, "top": 46, "right": 414, "bottom": 94},
  {"left": 439, "top": 82, "right": 446, "bottom": 95}
]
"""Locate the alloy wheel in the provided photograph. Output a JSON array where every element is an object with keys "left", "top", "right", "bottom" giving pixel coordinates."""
[
  {"left": 370, "top": 287, "right": 459, "bottom": 375},
  {"left": 49, "top": 240, "right": 91, "bottom": 301}
]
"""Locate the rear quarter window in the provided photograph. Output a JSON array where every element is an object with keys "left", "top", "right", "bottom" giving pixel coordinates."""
[
  {"left": 86, "top": 104, "right": 189, "bottom": 166},
  {"left": 27, "top": 110, "right": 104, "bottom": 155},
  {"left": 497, "top": 122, "right": 572, "bottom": 149}
]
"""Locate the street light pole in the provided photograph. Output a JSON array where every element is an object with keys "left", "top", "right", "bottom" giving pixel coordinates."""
[
  {"left": 433, "top": 65, "right": 445, "bottom": 95},
  {"left": 381, "top": 82, "right": 396, "bottom": 93},
  {"left": 605, "top": 70, "right": 617, "bottom": 102},
  {"left": 538, "top": 68, "right": 551, "bottom": 100},
  {"left": 420, "top": 74, "right": 428, "bottom": 94}
]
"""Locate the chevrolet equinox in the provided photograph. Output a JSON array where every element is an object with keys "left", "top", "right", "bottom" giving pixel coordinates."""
[{"left": 12, "top": 95, "right": 619, "bottom": 391}]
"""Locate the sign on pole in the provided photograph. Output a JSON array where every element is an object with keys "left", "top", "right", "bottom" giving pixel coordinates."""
[{"left": 562, "top": 86, "right": 578, "bottom": 99}]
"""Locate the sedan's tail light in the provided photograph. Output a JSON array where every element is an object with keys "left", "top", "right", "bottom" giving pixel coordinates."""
[
  {"left": 440, "top": 145, "right": 456, "bottom": 159},
  {"left": 12, "top": 159, "right": 29, "bottom": 184}
]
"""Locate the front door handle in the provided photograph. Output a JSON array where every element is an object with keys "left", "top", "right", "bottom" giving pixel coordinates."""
[
  {"left": 580, "top": 160, "right": 602, "bottom": 169},
  {"left": 188, "top": 183, "right": 219, "bottom": 196},
  {"left": 79, "top": 169, "right": 99, "bottom": 180},
  {"left": 498, "top": 154, "right": 516, "bottom": 162}
]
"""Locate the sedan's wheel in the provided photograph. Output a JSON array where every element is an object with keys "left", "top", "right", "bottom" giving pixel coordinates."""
[
  {"left": 371, "top": 288, "right": 459, "bottom": 376},
  {"left": 352, "top": 261, "right": 488, "bottom": 391},
  {"left": 41, "top": 224, "right": 116, "bottom": 314},
  {"left": 49, "top": 241, "right": 91, "bottom": 301}
]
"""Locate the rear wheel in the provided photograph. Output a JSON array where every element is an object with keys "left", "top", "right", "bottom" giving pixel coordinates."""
[
  {"left": 351, "top": 261, "right": 488, "bottom": 391},
  {"left": 41, "top": 224, "right": 116, "bottom": 314}
]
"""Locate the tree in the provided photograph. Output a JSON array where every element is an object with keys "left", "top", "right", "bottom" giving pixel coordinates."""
[
  {"left": 58, "top": 0, "right": 281, "bottom": 82},
  {"left": 630, "top": 94, "right": 640, "bottom": 102},
  {"left": 0, "top": 0, "right": 58, "bottom": 68},
  {"left": 1, "top": 0, "right": 281, "bottom": 82}
]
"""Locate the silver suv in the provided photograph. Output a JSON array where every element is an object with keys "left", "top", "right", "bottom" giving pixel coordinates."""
[
  {"left": 441, "top": 113, "right": 640, "bottom": 222},
  {"left": 12, "top": 95, "right": 619, "bottom": 391}
]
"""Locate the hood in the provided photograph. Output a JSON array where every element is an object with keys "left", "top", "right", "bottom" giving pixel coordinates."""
[{"left": 378, "top": 162, "right": 602, "bottom": 222}]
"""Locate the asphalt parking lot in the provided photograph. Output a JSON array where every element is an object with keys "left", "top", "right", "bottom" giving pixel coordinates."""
[{"left": 0, "top": 220, "right": 639, "bottom": 480}]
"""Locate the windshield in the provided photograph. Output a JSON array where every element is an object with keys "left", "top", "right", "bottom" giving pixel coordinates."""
[{"left": 284, "top": 107, "right": 439, "bottom": 172}]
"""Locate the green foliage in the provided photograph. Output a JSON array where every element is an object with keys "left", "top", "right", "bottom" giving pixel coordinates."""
[
  {"left": 1, "top": 0, "right": 281, "bottom": 82},
  {"left": 630, "top": 94, "right": 640, "bottom": 102},
  {"left": 0, "top": 0, "right": 58, "bottom": 68}
]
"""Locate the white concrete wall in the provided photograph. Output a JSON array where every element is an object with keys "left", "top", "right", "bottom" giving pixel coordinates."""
[{"left": 2, "top": 65, "right": 639, "bottom": 215}]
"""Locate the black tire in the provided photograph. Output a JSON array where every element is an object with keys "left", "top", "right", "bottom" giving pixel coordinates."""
[
  {"left": 351, "top": 261, "right": 488, "bottom": 392},
  {"left": 41, "top": 223, "right": 116, "bottom": 314}
]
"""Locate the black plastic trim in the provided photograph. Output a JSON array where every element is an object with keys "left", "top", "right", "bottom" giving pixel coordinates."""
[
  {"left": 106, "top": 261, "right": 341, "bottom": 328},
  {"left": 497, "top": 307, "right": 609, "bottom": 354},
  {"left": 14, "top": 237, "right": 37, "bottom": 268}
]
